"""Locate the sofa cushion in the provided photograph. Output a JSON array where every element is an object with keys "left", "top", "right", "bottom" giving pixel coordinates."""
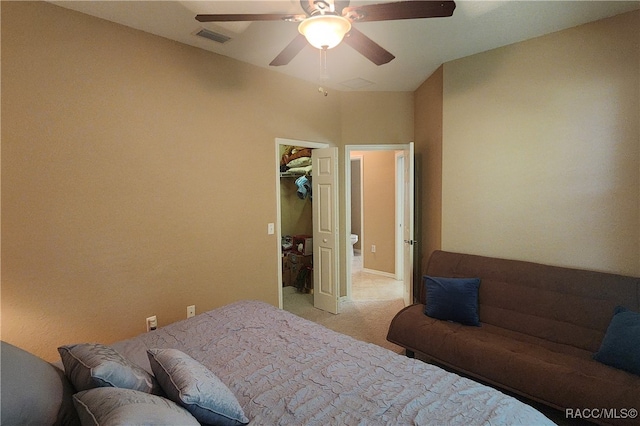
[
  {"left": 387, "top": 304, "right": 640, "bottom": 416},
  {"left": 58, "top": 343, "right": 160, "bottom": 394},
  {"left": 1, "top": 341, "right": 80, "bottom": 426},
  {"left": 422, "top": 250, "right": 640, "bottom": 352},
  {"left": 73, "top": 387, "right": 199, "bottom": 426},
  {"left": 594, "top": 306, "right": 640, "bottom": 376},
  {"left": 424, "top": 276, "right": 481, "bottom": 326}
]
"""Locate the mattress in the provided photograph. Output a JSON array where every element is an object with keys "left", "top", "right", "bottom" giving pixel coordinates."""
[{"left": 111, "top": 300, "right": 554, "bottom": 425}]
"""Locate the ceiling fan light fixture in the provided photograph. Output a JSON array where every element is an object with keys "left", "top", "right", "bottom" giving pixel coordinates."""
[{"left": 298, "top": 15, "right": 351, "bottom": 50}]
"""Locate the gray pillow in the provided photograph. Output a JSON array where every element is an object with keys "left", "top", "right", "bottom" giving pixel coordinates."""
[
  {"left": 1, "top": 341, "right": 80, "bottom": 426},
  {"left": 58, "top": 343, "right": 161, "bottom": 394},
  {"left": 73, "top": 387, "right": 199, "bottom": 426},
  {"left": 147, "top": 348, "right": 249, "bottom": 426}
]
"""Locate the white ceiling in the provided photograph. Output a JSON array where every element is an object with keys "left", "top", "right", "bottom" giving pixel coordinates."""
[{"left": 50, "top": 1, "right": 639, "bottom": 92}]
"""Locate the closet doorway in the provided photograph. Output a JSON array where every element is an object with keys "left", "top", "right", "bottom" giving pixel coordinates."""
[
  {"left": 345, "top": 144, "right": 415, "bottom": 307},
  {"left": 275, "top": 138, "right": 338, "bottom": 314}
]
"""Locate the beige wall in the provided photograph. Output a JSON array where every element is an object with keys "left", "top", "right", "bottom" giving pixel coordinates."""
[
  {"left": 414, "top": 66, "right": 443, "bottom": 280},
  {"left": 1, "top": 1, "right": 345, "bottom": 360},
  {"left": 442, "top": 11, "right": 640, "bottom": 275},
  {"left": 351, "top": 150, "right": 397, "bottom": 275},
  {"left": 339, "top": 92, "right": 415, "bottom": 145},
  {"left": 1, "top": 2, "right": 414, "bottom": 360}
]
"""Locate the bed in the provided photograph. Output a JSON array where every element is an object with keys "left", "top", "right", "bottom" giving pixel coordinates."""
[
  {"left": 2, "top": 300, "right": 555, "bottom": 425},
  {"left": 113, "top": 300, "right": 553, "bottom": 425}
]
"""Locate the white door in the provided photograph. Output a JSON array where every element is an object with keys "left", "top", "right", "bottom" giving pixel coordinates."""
[
  {"left": 402, "top": 143, "right": 415, "bottom": 306},
  {"left": 312, "top": 147, "right": 340, "bottom": 314}
]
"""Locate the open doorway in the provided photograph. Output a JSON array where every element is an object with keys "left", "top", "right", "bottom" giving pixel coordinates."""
[
  {"left": 275, "top": 138, "right": 338, "bottom": 314},
  {"left": 345, "top": 144, "right": 414, "bottom": 306}
]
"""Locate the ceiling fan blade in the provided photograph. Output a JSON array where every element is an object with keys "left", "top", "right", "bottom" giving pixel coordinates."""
[
  {"left": 196, "top": 13, "right": 305, "bottom": 22},
  {"left": 343, "top": 27, "right": 395, "bottom": 66},
  {"left": 270, "top": 34, "right": 308, "bottom": 66},
  {"left": 343, "top": 1, "right": 455, "bottom": 22}
]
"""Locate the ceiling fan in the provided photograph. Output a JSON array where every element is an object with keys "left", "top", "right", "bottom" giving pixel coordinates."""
[{"left": 196, "top": 1, "right": 456, "bottom": 67}]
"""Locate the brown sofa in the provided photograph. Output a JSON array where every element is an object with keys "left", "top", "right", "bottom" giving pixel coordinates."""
[{"left": 387, "top": 250, "right": 640, "bottom": 426}]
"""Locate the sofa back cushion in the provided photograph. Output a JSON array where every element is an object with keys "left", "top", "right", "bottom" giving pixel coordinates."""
[{"left": 423, "top": 251, "right": 640, "bottom": 352}]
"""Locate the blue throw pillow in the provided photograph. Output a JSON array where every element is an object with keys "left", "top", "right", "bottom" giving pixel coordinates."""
[
  {"left": 593, "top": 306, "right": 640, "bottom": 376},
  {"left": 424, "top": 276, "right": 481, "bottom": 326},
  {"left": 73, "top": 388, "right": 199, "bottom": 426},
  {"left": 147, "top": 348, "right": 249, "bottom": 426},
  {"left": 58, "top": 343, "right": 161, "bottom": 394}
]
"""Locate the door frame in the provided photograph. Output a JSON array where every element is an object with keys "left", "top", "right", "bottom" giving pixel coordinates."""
[
  {"left": 275, "top": 138, "right": 329, "bottom": 309},
  {"left": 395, "top": 151, "right": 405, "bottom": 281},
  {"left": 344, "top": 144, "right": 414, "bottom": 302}
]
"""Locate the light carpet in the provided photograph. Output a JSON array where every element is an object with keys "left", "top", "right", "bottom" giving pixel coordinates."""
[{"left": 283, "top": 286, "right": 405, "bottom": 354}]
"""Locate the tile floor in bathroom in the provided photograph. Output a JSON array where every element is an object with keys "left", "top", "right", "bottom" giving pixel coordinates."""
[{"left": 350, "top": 251, "right": 404, "bottom": 301}]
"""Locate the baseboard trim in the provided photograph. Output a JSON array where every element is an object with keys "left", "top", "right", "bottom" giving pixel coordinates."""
[{"left": 362, "top": 268, "right": 396, "bottom": 279}]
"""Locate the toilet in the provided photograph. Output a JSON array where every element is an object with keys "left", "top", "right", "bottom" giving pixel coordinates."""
[{"left": 350, "top": 234, "right": 359, "bottom": 260}]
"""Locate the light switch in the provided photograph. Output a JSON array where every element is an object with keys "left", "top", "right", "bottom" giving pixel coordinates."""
[{"left": 268, "top": 223, "right": 275, "bottom": 235}]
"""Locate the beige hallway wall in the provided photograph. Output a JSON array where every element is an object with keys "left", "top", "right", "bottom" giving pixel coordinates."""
[
  {"left": 351, "top": 150, "right": 397, "bottom": 275},
  {"left": 350, "top": 158, "right": 362, "bottom": 251}
]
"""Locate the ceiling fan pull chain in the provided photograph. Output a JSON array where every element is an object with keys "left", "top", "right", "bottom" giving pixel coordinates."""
[{"left": 320, "top": 47, "right": 330, "bottom": 81}]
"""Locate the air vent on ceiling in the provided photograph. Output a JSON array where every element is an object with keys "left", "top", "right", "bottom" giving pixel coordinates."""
[
  {"left": 340, "top": 78, "right": 375, "bottom": 90},
  {"left": 194, "top": 28, "right": 231, "bottom": 44}
]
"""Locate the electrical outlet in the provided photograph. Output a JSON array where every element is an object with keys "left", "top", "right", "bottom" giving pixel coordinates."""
[
  {"left": 371, "top": 245, "right": 376, "bottom": 253},
  {"left": 146, "top": 316, "right": 157, "bottom": 332},
  {"left": 267, "top": 223, "right": 275, "bottom": 235},
  {"left": 187, "top": 305, "right": 196, "bottom": 318}
]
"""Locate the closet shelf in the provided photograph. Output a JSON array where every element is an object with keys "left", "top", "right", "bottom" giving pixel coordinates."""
[{"left": 280, "top": 171, "right": 312, "bottom": 178}]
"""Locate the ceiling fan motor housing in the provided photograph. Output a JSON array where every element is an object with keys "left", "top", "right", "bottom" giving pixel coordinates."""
[{"left": 301, "top": 0, "right": 351, "bottom": 16}]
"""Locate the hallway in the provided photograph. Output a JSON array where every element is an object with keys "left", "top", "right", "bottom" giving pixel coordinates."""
[
  {"left": 282, "top": 251, "right": 404, "bottom": 309},
  {"left": 350, "top": 251, "right": 403, "bottom": 301}
]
